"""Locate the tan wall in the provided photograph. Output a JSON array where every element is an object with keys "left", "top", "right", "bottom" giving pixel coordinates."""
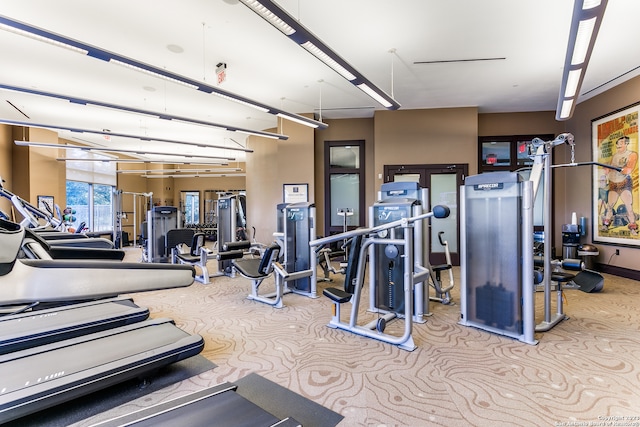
[
  {"left": 374, "top": 107, "right": 479, "bottom": 180},
  {"left": 0, "top": 125, "right": 13, "bottom": 217},
  {"left": 27, "top": 128, "right": 65, "bottom": 208},
  {"left": 246, "top": 117, "right": 315, "bottom": 243},
  {"left": 562, "top": 75, "right": 640, "bottom": 269}
]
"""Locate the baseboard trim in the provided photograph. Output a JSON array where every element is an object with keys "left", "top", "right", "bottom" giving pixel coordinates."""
[{"left": 596, "top": 263, "right": 640, "bottom": 281}]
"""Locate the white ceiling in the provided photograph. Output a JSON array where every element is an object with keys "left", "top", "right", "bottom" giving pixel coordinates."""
[{"left": 1, "top": 0, "right": 639, "bottom": 164}]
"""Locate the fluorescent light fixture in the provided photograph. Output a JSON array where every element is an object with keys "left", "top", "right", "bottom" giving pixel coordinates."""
[
  {"left": 239, "top": 0, "right": 401, "bottom": 110},
  {"left": 0, "top": 116, "right": 255, "bottom": 152},
  {"left": 0, "top": 84, "right": 286, "bottom": 141},
  {"left": 242, "top": 0, "right": 296, "bottom": 35},
  {"left": 0, "top": 15, "right": 327, "bottom": 130},
  {"left": 142, "top": 173, "right": 246, "bottom": 179},
  {"left": 15, "top": 140, "right": 237, "bottom": 161},
  {"left": 117, "top": 168, "right": 243, "bottom": 174},
  {"left": 571, "top": 17, "right": 597, "bottom": 65},
  {"left": 57, "top": 158, "right": 228, "bottom": 165},
  {"left": 109, "top": 59, "right": 200, "bottom": 90},
  {"left": 276, "top": 113, "right": 319, "bottom": 128},
  {"left": 556, "top": 0, "right": 608, "bottom": 121},
  {"left": 564, "top": 69, "right": 582, "bottom": 97}
]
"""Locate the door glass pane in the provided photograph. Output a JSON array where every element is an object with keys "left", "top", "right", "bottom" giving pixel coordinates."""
[
  {"left": 93, "top": 184, "right": 113, "bottom": 232},
  {"left": 393, "top": 173, "right": 421, "bottom": 183},
  {"left": 181, "top": 191, "right": 200, "bottom": 225},
  {"left": 482, "top": 141, "right": 511, "bottom": 167},
  {"left": 430, "top": 174, "right": 458, "bottom": 253},
  {"left": 330, "top": 174, "right": 360, "bottom": 227},
  {"left": 330, "top": 146, "right": 360, "bottom": 168},
  {"left": 66, "top": 181, "right": 90, "bottom": 230}
]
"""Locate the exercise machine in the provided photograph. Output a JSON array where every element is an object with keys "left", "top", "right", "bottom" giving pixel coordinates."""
[
  {"left": 0, "top": 297, "right": 149, "bottom": 354},
  {"left": 88, "top": 382, "right": 300, "bottom": 427},
  {"left": 0, "top": 318, "right": 204, "bottom": 424},
  {"left": 233, "top": 243, "right": 284, "bottom": 307},
  {"left": 281, "top": 202, "right": 317, "bottom": 298},
  {"left": 215, "top": 194, "right": 248, "bottom": 276},
  {"left": 112, "top": 189, "right": 152, "bottom": 249},
  {"left": 235, "top": 202, "right": 318, "bottom": 308},
  {"left": 1, "top": 218, "right": 195, "bottom": 306},
  {"left": 316, "top": 205, "right": 450, "bottom": 351},
  {"left": 370, "top": 182, "right": 455, "bottom": 320},
  {"left": 460, "top": 133, "right": 617, "bottom": 344},
  {"left": 169, "top": 229, "right": 213, "bottom": 284},
  {"left": 145, "top": 206, "right": 180, "bottom": 263},
  {"left": 459, "top": 171, "right": 536, "bottom": 344}
]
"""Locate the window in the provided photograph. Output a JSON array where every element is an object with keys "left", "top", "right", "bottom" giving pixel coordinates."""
[
  {"left": 478, "top": 134, "right": 553, "bottom": 173},
  {"left": 66, "top": 181, "right": 114, "bottom": 232},
  {"left": 65, "top": 149, "right": 116, "bottom": 232},
  {"left": 324, "top": 141, "right": 365, "bottom": 238},
  {"left": 478, "top": 134, "right": 554, "bottom": 229}
]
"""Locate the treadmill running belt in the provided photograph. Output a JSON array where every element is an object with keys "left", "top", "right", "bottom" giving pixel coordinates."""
[
  {"left": 0, "top": 298, "right": 149, "bottom": 354},
  {"left": 92, "top": 382, "right": 301, "bottom": 427},
  {"left": 0, "top": 318, "right": 204, "bottom": 424}
]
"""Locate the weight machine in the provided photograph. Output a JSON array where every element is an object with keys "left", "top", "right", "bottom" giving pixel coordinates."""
[
  {"left": 460, "top": 133, "right": 617, "bottom": 344},
  {"left": 316, "top": 205, "right": 450, "bottom": 351},
  {"left": 112, "top": 189, "right": 152, "bottom": 249}
]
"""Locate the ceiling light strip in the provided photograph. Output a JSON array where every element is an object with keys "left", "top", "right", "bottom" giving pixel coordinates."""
[
  {"left": 0, "top": 117, "right": 255, "bottom": 152},
  {"left": 15, "top": 140, "right": 236, "bottom": 161},
  {"left": 57, "top": 158, "right": 228, "bottom": 165},
  {"left": 142, "top": 173, "right": 246, "bottom": 179},
  {"left": 0, "top": 83, "right": 285, "bottom": 141},
  {"left": 0, "top": 15, "right": 327, "bottom": 130},
  {"left": 117, "top": 168, "right": 242, "bottom": 174},
  {"left": 238, "top": 0, "right": 400, "bottom": 110},
  {"left": 555, "top": 0, "right": 608, "bottom": 121}
]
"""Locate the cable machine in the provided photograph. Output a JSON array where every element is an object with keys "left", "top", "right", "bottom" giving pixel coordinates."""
[{"left": 112, "top": 190, "right": 152, "bottom": 249}]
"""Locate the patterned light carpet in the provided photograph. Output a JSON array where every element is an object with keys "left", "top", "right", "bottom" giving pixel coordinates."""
[{"left": 79, "top": 247, "right": 640, "bottom": 427}]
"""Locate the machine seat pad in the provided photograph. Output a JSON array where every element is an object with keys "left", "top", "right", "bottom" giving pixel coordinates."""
[
  {"left": 432, "top": 263, "right": 452, "bottom": 272},
  {"left": 551, "top": 272, "right": 575, "bottom": 283},
  {"left": 176, "top": 253, "right": 200, "bottom": 264},
  {"left": 233, "top": 258, "right": 264, "bottom": 279},
  {"left": 323, "top": 287, "right": 352, "bottom": 304}
]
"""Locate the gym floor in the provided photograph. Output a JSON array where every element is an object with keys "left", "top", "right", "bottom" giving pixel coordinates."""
[{"left": 78, "top": 246, "right": 640, "bottom": 426}]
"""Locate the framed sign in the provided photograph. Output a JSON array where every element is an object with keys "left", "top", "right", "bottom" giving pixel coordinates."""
[
  {"left": 37, "top": 195, "right": 54, "bottom": 215},
  {"left": 283, "top": 184, "right": 308, "bottom": 203},
  {"left": 592, "top": 103, "right": 639, "bottom": 246}
]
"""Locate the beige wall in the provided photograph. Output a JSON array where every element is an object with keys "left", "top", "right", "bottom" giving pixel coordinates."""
[
  {"left": 0, "top": 125, "right": 13, "bottom": 217},
  {"left": 246, "top": 116, "right": 315, "bottom": 243},
  {"left": 374, "top": 107, "right": 479, "bottom": 177}
]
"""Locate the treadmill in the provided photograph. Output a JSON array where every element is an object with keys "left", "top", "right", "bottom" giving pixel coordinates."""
[
  {"left": 0, "top": 298, "right": 149, "bottom": 354},
  {"left": 0, "top": 318, "right": 204, "bottom": 424},
  {"left": 89, "top": 382, "right": 301, "bottom": 427}
]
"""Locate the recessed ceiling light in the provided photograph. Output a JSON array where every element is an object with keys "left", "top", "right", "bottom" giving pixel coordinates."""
[{"left": 166, "top": 44, "right": 184, "bottom": 53}]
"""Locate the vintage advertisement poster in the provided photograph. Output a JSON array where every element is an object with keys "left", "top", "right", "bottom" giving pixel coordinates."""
[{"left": 593, "top": 104, "right": 639, "bottom": 245}]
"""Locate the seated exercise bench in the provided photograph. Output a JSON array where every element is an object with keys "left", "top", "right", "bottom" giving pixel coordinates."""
[
  {"left": 216, "top": 240, "right": 252, "bottom": 278},
  {"left": 169, "top": 229, "right": 212, "bottom": 284},
  {"left": 232, "top": 243, "right": 286, "bottom": 307}
]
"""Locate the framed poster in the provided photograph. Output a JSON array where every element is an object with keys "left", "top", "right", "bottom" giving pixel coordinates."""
[
  {"left": 37, "top": 195, "right": 54, "bottom": 215},
  {"left": 283, "top": 184, "right": 308, "bottom": 203},
  {"left": 592, "top": 103, "right": 639, "bottom": 246}
]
